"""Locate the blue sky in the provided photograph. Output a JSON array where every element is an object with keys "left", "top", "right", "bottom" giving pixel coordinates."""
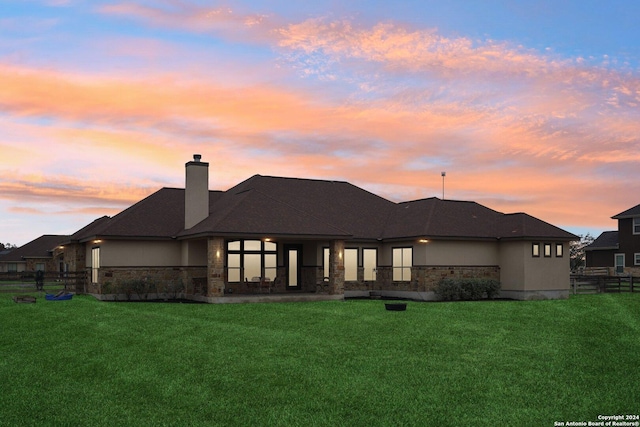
[{"left": 1, "top": 0, "right": 640, "bottom": 245}]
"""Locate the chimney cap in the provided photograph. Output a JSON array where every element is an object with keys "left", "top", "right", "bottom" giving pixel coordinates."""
[{"left": 193, "top": 154, "right": 202, "bottom": 162}]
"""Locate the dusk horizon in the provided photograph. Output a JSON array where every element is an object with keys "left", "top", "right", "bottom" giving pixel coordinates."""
[{"left": 3, "top": 0, "right": 640, "bottom": 246}]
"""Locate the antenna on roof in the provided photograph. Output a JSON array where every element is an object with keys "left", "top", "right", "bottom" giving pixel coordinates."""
[{"left": 441, "top": 171, "right": 446, "bottom": 200}]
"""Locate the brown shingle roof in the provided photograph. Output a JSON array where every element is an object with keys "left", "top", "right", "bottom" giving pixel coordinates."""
[
  {"left": 180, "top": 175, "right": 395, "bottom": 239},
  {"left": 67, "top": 174, "right": 577, "bottom": 242},
  {"left": 0, "top": 235, "right": 68, "bottom": 262},
  {"left": 585, "top": 231, "right": 619, "bottom": 250}
]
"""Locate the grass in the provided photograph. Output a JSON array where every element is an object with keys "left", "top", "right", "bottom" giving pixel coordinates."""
[{"left": 1, "top": 294, "right": 639, "bottom": 426}]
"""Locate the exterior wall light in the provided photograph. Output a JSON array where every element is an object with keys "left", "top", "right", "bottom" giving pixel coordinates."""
[
  {"left": 93, "top": 240, "right": 103, "bottom": 244},
  {"left": 419, "top": 239, "right": 429, "bottom": 243}
]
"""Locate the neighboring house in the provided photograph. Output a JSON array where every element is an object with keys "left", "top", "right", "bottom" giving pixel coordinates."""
[
  {"left": 0, "top": 235, "right": 69, "bottom": 274},
  {"left": 58, "top": 155, "right": 577, "bottom": 302},
  {"left": 586, "top": 204, "right": 640, "bottom": 275}
]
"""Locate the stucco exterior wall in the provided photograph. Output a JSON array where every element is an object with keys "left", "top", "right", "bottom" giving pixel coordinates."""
[
  {"left": 87, "top": 240, "right": 182, "bottom": 267},
  {"left": 499, "top": 240, "right": 570, "bottom": 299},
  {"left": 181, "top": 239, "right": 208, "bottom": 266},
  {"left": 413, "top": 240, "right": 499, "bottom": 265}
]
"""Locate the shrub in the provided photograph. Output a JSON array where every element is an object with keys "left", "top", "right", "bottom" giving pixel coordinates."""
[{"left": 435, "top": 278, "right": 501, "bottom": 301}]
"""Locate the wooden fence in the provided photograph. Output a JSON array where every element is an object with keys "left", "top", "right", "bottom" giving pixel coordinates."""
[
  {"left": 570, "top": 274, "right": 638, "bottom": 294},
  {"left": 0, "top": 271, "right": 88, "bottom": 294}
]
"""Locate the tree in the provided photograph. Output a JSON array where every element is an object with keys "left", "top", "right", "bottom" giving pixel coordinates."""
[
  {"left": 570, "top": 234, "right": 595, "bottom": 272},
  {"left": 0, "top": 243, "right": 17, "bottom": 251}
]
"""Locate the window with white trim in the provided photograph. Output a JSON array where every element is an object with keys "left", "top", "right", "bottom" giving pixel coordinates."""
[
  {"left": 635, "top": 253, "right": 640, "bottom": 266},
  {"left": 392, "top": 247, "right": 412, "bottom": 282},
  {"left": 634, "top": 218, "right": 640, "bottom": 235}
]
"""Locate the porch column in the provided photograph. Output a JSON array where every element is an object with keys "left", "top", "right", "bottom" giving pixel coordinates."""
[
  {"left": 207, "top": 237, "right": 225, "bottom": 297},
  {"left": 329, "top": 240, "right": 345, "bottom": 295}
]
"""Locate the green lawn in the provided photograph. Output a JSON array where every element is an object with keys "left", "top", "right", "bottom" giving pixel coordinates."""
[{"left": 1, "top": 294, "right": 638, "bottom": 426}]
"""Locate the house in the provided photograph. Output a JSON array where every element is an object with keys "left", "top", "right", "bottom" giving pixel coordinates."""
[
  {"left": 586, "top": 204, "right": 640, "bottom": 275},
  {"left": 0, "top": 234, "right": 69, "bottom": 275},
  {"left": 57, "top": 155, "right": 577, "bottom": 302}
]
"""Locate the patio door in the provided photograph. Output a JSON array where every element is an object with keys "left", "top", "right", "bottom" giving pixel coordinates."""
[
  {"left": 615, "top": 253, "right": 625, "bottom": 274},
  {"left": 285, "top": 245, "right": 302, "bottom": 289}
]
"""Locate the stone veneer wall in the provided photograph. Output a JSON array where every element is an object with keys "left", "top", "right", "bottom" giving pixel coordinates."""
[
  {"left": 344, "top": 265, "right": 500, "bottom": 292},
  {"left": 89, "top": 266, "right": 208, "bottom": 297}
]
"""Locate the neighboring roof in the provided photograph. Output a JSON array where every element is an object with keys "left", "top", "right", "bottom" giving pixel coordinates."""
[
  {"left": 0, "top": 235, "right": 68, "bottom": 262},
  {"left": 67, "top": 174, "right": 578, "bottom": 242},
  {"left": 585, "top": 231, "right": 619, "bottom": 251},
  {"left": 612, "top": 204, "right": 640, "bottom": 219}
]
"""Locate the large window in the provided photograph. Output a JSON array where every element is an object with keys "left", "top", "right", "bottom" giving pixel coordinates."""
[
  {"left": 393, "top": 247, "right": 412, "bottom": 282},
  {"left": 91, "top": 247, "right": 100, "bottom": 284},
  {"left": 363, "top": 249, "right": 377, "bottom": 281},
  {"left": 634, "top": 218, "right": 640, "bottom": 235},
  {"left": 344, "top": 248, "right": 358, "bottom": 281},
  {"left": 227, "top": 240, "right": 277, "bottom": 282}
]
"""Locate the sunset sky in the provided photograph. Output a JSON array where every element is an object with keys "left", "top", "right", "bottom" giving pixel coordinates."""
[{"left": 2, "top": 0, "right": 640, "bottom": 246}]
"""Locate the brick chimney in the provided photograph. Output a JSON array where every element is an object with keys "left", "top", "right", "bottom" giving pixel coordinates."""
[{"left": 185, "top": 154, "right": 209, "bottom": 229}]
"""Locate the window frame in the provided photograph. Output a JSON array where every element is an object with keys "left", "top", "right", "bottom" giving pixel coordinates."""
[
  {"left": 532, "top": 243, "right": 540, "bottom": 257},
  {"left": 543, "top": 243, "right": 552, "bottom": 258},
  {"left": 363, "top": 248, "right": 377, "bottom": 282},
  {"left": 226, "top": 240, "right": 278, "bottom": 283},
  {"left": 343, "top": 248, "right": 359, "bottom": 282},
  {"left": 634, "top": 253, "right": 640, "bottom": 266},
  {"left": 392, "top": 247, "right": 412, "bottom": 282},
  {"left": 634, "top": 217, "right": 640, "bottom": 235},
  {"left": 91, "top": 246, "right": 100, "bottom": 284},
  {"left": 555, "top": 243, "right": 563, "bottom": 258}
]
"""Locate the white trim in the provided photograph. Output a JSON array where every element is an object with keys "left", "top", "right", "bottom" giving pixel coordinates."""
[
  {"left": 635, "top": 253, "right": 640, "bottom": 266},
  {"left": 615, "top": 253, "right": 625, "bottom": 274},
  {"left": 634, "top": 217, "right": 640, "bottom": 235}
]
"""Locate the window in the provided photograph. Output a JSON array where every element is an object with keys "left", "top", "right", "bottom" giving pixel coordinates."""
[
  {"left": 35, "top": 263, "right": 45, "bottom": 272},
  {"left": 635, "top": 253, "right": 640, "bottom": 266},
  {"left": 8, "top": 263, "right": 17, "bottom": 272},
  {"left": 363, "top": 249, "right": 377, "bottom": 281},
  {"left": 634, "top": 218, "right": 640, "bottom": 235},
  {"left": 344, "top": 248, "right": 358, "bottom": 281},
  {"left": 544, "top": 244, "right": 552, "bottom": 257},
  {"left": 393, "top": 247, "right": 412, "bottom": 281},
  {"left": 226, "top": 240, "right": 277, "bottom": 282},
  {"left": 556, "top": 243, "right": 563, "bottom": 257},
  {"left": 91, "top": 247, "right": 100, "bottom": 284},
  {"left": 532, "top": 243, "right": 540, "bottom": 257},
  {"left": 323, "top": 247, "right": 330, "bottom": 279},
  {"left": 615, "top": 253, "right": 625, "bottom": 274}
]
